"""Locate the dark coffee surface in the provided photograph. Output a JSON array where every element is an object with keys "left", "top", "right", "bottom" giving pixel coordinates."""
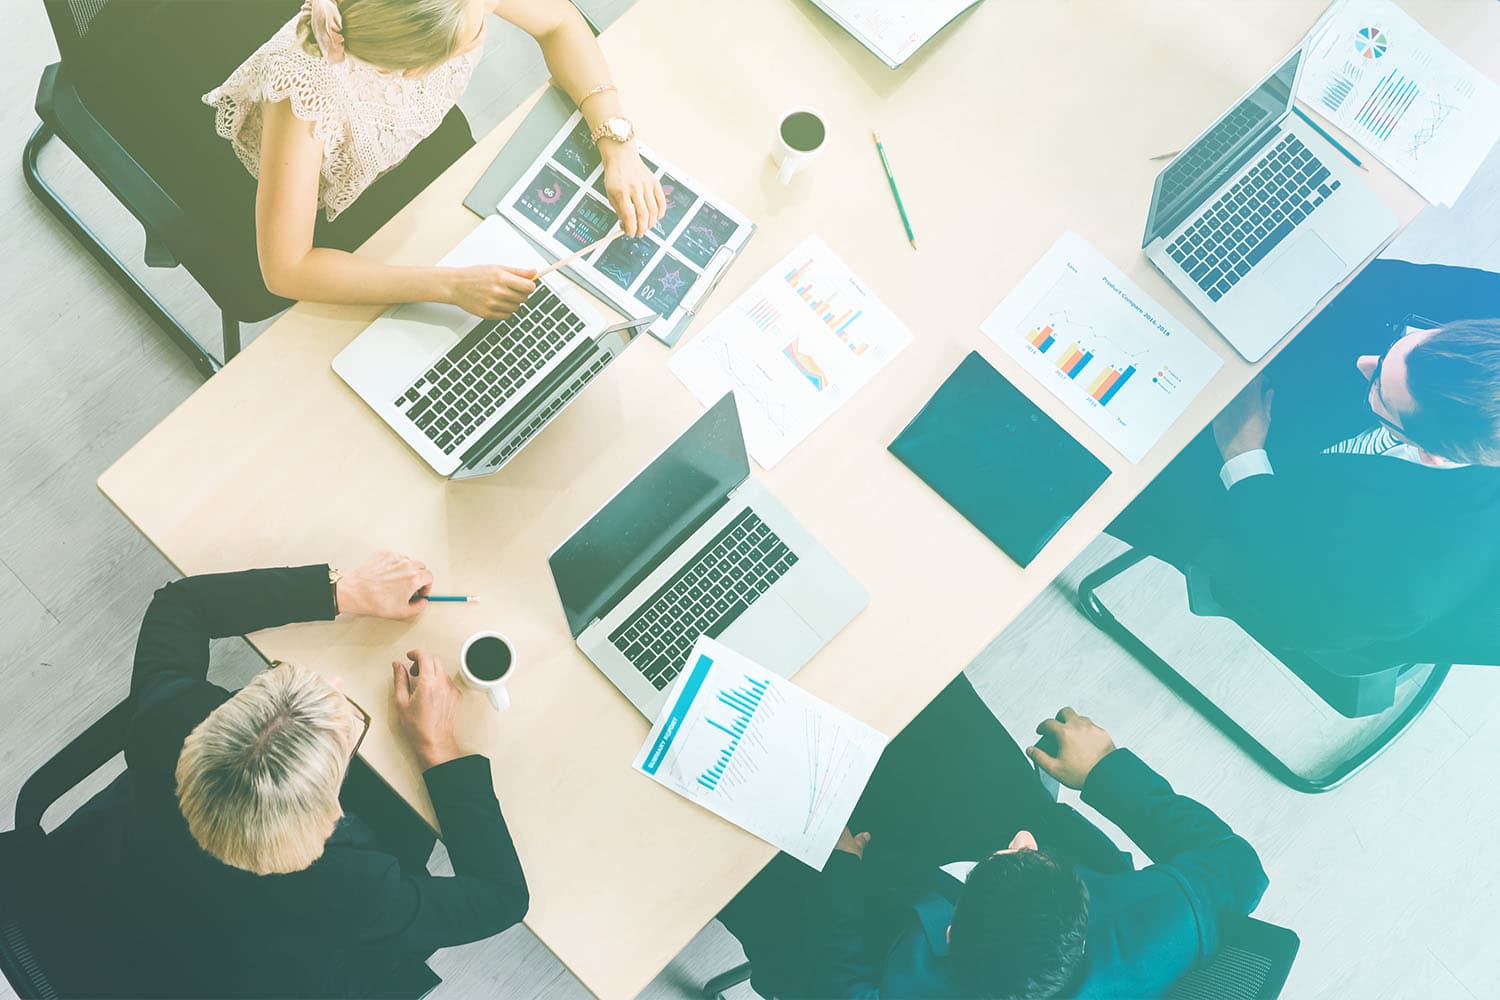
[
  {"left": 466, "top": 636, "right": 513, "bottom": 681},
  {"left": 780, "top": 111, "right": 825, "bottom": 152}
]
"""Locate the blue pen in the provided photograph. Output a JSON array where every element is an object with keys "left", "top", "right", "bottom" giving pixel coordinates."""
[
  {"left": 1292, "top": 106, "right": 1366, "bottom": 171},
  {"left": 422, "top": 594, "right": 480, "bottom": 604}
]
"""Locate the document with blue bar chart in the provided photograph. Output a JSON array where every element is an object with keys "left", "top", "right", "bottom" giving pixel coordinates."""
[{"left": 633, "top": 637, "right": 888, "bottom": 869}]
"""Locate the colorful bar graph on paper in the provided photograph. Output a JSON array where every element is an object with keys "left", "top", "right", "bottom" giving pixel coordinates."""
[
  {"left": 697, "top": 674, "right": 771, "bottom": 791},
  {"left": 1353, "top": 71, "right": 1420, "bottom": 142},
  {"left": 783, "top": 258, "right": 868, "bottom": 354},
  {"left": 1056, "top": 343, "right": 1093, "bottom": 379},
  {"left": 1087, "top": 365, "right": 1136, "bottom": 405},
  {"left": 1026, "top": 324, "right": 1057, "bottom": 353}
]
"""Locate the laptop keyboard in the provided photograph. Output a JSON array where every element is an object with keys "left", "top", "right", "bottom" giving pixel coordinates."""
[
  {"left": 1167, "top": 133, "right": 1341, "bottom": 303},
  {"left": 608, "top": 508, "right": 799, "bottom": 690},
  {"left": 393, "top": 286, "right": 586, "bottom": 455}
]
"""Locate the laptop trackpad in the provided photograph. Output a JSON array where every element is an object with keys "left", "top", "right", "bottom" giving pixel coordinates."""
[
  {"left": 1261, "top": 234, "right": 1342, "bottom": 305},
  {"left": 718, "top": 595, "right": 822, "bottom": 677}
]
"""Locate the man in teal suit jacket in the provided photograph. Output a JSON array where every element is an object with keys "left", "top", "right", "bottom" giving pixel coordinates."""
[{"left": 809, "top": 709, "right": 1268, "bottom": 999}]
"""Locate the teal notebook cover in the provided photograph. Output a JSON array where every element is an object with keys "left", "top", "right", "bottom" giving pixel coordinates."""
[{"left": 889, "top": 352, "right": 1109, "bottom": 566}]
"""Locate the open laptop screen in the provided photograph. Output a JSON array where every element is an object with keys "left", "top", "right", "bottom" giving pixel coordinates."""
[
  {"left": 1143, "top": 50, "right": 1301, "bottom": 246},
  {"left": 550, "top": 393, "right": 749, "bottom": 637}
]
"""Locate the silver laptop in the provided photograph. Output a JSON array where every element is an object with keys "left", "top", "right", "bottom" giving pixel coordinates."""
[
  {"left": 549, "top": 393, "right": 869, "bottom": 718},
  {"left": 333, "top": 216, "right": 652, "bottom": 479},
  {"left": 1143, "top": 47, "right": 1396, "bottom": 362}
]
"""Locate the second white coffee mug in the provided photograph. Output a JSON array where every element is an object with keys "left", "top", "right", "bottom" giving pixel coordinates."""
[
  {"left": 460, "top": 630, "right": 515, "bottom": 711},
  {"left": 772, "top": 106, "right": 828, "bottom": 184}
]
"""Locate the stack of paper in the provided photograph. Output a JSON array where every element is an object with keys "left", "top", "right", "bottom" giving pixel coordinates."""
[
  {"left": 633, "top": 638, "right": 887, "bottom": 870},
  {"left": 670, "top": 235, "right": 914, "bottom": 468},
  {"left": 1298, "top": 0, "right": 1500, "bottom": 206},
  {"left": 810, "top": 0, "right": 983, "bottom": 69}
]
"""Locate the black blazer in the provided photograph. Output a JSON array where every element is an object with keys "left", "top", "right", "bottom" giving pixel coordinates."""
[
  {"left": 1200, "top": 260, "right": 1500, "bottom": 663},
  {"left": 811, "top": 751, "right": 1268, "bottom": 998},
  {"left": 107, "top": 566, "right": 528, "bottom": 998}
]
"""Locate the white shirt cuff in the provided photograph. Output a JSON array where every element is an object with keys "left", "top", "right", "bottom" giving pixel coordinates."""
[{"left": 1220, "top": 449, "right": 1274, "bottom": 490}]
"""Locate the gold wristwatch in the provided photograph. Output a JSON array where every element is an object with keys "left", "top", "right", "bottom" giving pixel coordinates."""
[
  {"left": 329, "top": 566, "right": 343, "bottom": 612},
  {"left": 590, "top": 116, "right": 636, "bottom": 146}
]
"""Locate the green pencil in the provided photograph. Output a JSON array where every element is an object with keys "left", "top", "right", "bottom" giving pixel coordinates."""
[{"left": 872, "top": 131, "right": 918, "bottom": 250}]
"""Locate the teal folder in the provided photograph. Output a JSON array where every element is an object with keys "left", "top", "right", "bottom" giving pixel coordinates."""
[{"left": 889, "top": 352, "right": 1109, "bottom": 567}]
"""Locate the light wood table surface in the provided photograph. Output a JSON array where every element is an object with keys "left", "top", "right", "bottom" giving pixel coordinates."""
[{"left": 97, "top": 1, "right": 1499, "bottom": 996}]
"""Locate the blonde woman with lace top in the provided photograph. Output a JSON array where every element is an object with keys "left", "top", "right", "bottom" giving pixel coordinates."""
[{"left": 205, "top": 0, "right": 666, "bottom": 320}]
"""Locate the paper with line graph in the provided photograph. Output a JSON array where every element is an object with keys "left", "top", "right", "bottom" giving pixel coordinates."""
[
  {"left": 1297, "top": 0, "right": 1500, "bottom": 206},
  {"left": 982, "top": 232, "right": 1221, "bottom": 462},
  {"left": 669, "top": 235, "right": 914, "bottom": 468},
  {"left": 634, "top": 637, "right": 888, "bottom": 869}
]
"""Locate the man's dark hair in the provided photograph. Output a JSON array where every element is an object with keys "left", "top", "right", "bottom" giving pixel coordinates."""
[
  {"left": 948, "top": 849, "right": 1089, "bottom": 1000},
  {"left": 1401, "top": 318, "right": 1500, "bottom": 466}
]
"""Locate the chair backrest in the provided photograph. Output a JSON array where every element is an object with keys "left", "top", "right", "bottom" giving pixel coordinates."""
[
  {"left": 1166, "top": 918, "right": 1300, "bottom": 1000},
  {"left": 41, "top": 0, "right": 112, "bottom": 66}
]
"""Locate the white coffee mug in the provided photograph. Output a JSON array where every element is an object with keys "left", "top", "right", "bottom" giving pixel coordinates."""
[
  {"left": 772, "top": 106, "right": 829, "bottom": 184},
  {"left": 460, "top": 630, "right": 515, "bottom": 712}
]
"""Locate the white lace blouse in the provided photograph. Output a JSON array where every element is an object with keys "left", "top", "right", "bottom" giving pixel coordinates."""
[{"left": 203, "top": 16, "right": 482, "bottom": 221}]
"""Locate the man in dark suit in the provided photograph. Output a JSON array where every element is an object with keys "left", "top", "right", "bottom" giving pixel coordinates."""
[
  {"left": 719, "top": 680, "right": 1267, "bottom": 999},
  {"left": 1110, "top": 258, "right": 1500, "bottom": 663},
  {"left": 90, "top": 551, "right": 528, "bottom": 998}
]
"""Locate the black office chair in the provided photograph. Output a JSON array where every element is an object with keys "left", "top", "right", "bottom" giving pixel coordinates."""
[
  {"left": 28, "top": 0, "right": 308, "bottom": 376},
  {"left": 0, "top": 698, "right": 136, "bottom": 999},
  {"left": 1077, "top": 546, "right": 1452, "bottom": 794}
]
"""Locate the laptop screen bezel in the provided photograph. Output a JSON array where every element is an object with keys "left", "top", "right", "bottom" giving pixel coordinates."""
[
  {"left": 548, "top": 392, "right": 751, "bottom": 638},
  {"left": 1141, "top": 47, "right": 1304, "bottom": 247}
]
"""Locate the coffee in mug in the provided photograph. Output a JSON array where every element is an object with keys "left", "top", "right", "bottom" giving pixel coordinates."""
[{"left": 460, "top": 631, "right": 515, "bottom": 711}]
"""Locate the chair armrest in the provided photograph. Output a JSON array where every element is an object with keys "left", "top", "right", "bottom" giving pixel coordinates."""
[
  {"left": 13, "top": 699, "right": 133, "bottom": 835},
  {"left": 32, "top": 62, "right": 192, "bottom": 257}
]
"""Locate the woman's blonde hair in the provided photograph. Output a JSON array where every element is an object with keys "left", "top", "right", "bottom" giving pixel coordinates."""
[
  {"left": 176, "top": 662, "right": 352, "bottom": 875},
  {"left": 299, "top": 0, "right": 474, "bottom": 72}
]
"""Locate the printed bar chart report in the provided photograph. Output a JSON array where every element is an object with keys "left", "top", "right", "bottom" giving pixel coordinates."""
[
  {"left": 634, "top": 637, "right": 888, "bottom": 869},
  {"left": 671, "top": 235, "right": 914, "bottom": 468},
  {"left": 982, "top": 231, "right": 1222, "bottom": 462}
]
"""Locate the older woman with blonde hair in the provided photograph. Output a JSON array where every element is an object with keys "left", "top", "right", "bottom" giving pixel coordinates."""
[
  {"left": 203, "top": 0, "right": 666, "bottom": 319},
  {"left": 113, "top": 551, "right": 526, "bottom": 996}
]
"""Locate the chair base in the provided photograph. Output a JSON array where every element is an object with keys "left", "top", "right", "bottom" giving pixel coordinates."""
[
  {"left": 23, "top": 122, "right": 226, "bottom": 378},
  {"left": 1078, "top": 548, "right": 1450, "bottom": 794},
  {"left": 703, "top": 961, "right": 753, "bottom": 1000}
]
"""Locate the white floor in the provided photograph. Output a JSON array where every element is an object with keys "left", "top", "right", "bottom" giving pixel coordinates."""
[{"left": 4, "top": 4, "right": 1499, "bottom": 999}]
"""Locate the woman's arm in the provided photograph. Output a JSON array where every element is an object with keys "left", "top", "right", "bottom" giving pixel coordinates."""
[
  {"left": 255, "top": 99, "right": 537, "bottom": 317},
  {"left": 496, "top": 0, "right": 666, "bottom": 236}
]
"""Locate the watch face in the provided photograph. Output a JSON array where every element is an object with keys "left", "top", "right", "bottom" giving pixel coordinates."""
[{"left": 609, "top": 119, "right": 631, "bottom": 141}]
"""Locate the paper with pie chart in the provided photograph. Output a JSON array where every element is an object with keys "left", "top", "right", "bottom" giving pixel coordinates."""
[
  {"left": 670, "top": 236, "right": 915, "bottom": 468},
  {"left": 981, "top": 232, "right": 1223, "bottom": 463},
  {"left": 1298, "top": 0, "right": 1500, "bottom": 206},
  {"left": 499, "top": 111, "right": 753, "bottom": 343}
]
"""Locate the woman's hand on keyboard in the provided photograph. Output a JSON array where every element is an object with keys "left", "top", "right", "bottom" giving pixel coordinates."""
[{"left": 445, "top": 265, "right": 539, "bottom": 320}]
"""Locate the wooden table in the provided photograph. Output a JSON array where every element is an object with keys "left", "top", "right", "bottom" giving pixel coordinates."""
[{"left": 98, "top": 1, "right": 1497, "bottom": 995}]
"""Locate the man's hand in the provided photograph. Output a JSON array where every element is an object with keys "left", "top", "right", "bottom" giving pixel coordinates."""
[
  {"left": 1026, "top": 707, "right": 1117, "bottom": 790},
  {"left": 336, "top": 551, "right": 433, "bottom": 620},
  {"left": 834, "top": 828, "right": 871, "bottom": 859},
  {"left": 391, "top": 649, "right": 466, "bottom": 770},
  {"left": 1212, "top": 375, "right": 1275, "bottom": 462}
]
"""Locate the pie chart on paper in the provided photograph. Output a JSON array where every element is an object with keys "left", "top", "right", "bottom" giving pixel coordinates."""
[{"left": 1354, "top": 26, "right": 1388, "bottom": 60}]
